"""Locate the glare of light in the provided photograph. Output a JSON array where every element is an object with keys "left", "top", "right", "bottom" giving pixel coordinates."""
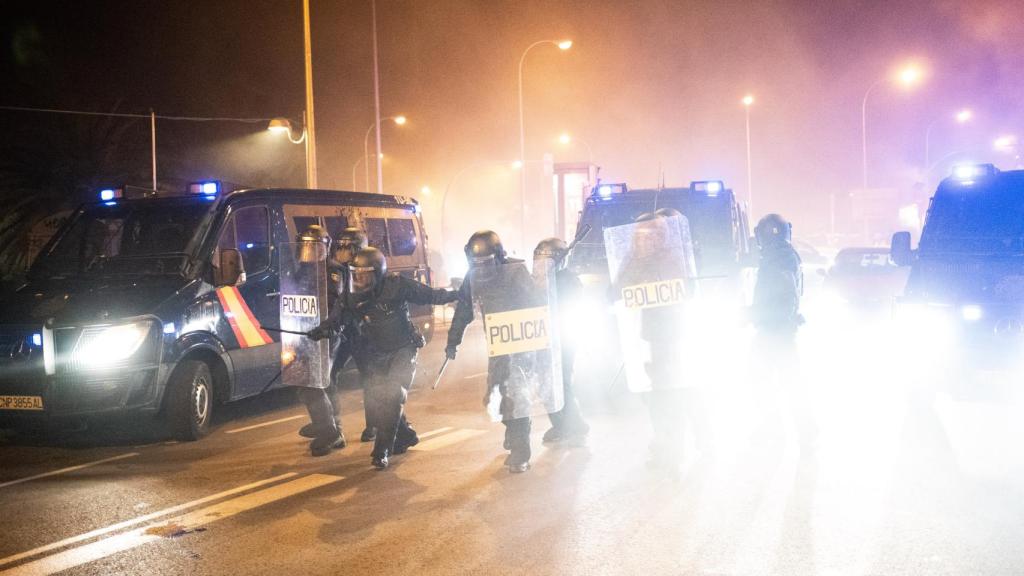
[
  {"left": 598, "top": 185, "right": 613, "bottom": 198},
  {"left": 393, "top": 115, "right": 407, "bottom": 126},
  {"left": 897, "top": 64, "right": 923, "bottom": 87},
  {"left": 742, "top": 94, "right": 754, "bottom": 107},
  {"left": 559, "top": 133, "right": 571, "bottom": 145},
  {"left": 99, "top": 189, "right": 116, "bottom": 201},
  {"left": 281, "top": 350, "right": 296, "bottom": 365},
  {"left": 953, "top": 164, "right": 981, "bottom": 181},
  {"left": 706, "top": 181, "right": 723, "bottom": 194},
  {"left": 163, "top": 322, "right": 177, "bottom": 334},
  {"left": 448, "top": 253, "right": 468, "bottom": 279},
  {"left": 378, "top": 153, "right": 385, "bottom": 159},
  {"left": 961, "top": 304, "right": 983, "bottom": 322},
  {"left": 32, "top": 333, "right": 42, "bottom": 347},
  {"left": 955, "top": 109, "right": 972, "bottom": 124},
  {"left": 76, "top": 323, "right": 152, "bottom": 368},
  {"left": 557, "top": 40, "right": 573, "bottom": 50},
  {"left": 201, "top": 182, "right": 219, "bottom": 195},
  {"left": 267, "top": 117, "right": 292, "bottom": 133},
  {"left": 511, "top": 160, "right": 523, "bottom": 169},
  {"left": 994, "top": 135, "right": 1017, "bottom": 151},
  {"left": 420, "top": 186, "right": 431, "bottom": 196}
]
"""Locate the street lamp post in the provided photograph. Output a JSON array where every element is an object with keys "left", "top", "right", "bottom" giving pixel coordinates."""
[
  {"left": 301, "top": 0, "right": 318, "bottom": 188},
  {"left": 518, "top": 38, "right": 572, "bottom": 250},
  {"left": 742, "top": 94, "right": 754, "bottom": 216},
  {"left": 363, "top": 115, "right": 406, "bottom": 192},
  {"left": 861, "top": 64, "right": 923, "bottom": 190}
]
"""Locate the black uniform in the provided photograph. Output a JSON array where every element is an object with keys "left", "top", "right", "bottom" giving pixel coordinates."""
[
  {"left": 447, "top": 260, "right": 538, "bottom": 468},
  {"left": 749, "top": 237, "right": 816, "bottom": 449},
  {"left": 319, "top": 273, "right": 457, "bottom": 464}
]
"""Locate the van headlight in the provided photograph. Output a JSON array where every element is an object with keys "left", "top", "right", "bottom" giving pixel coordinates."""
[{"left": 74, "top": 321, "right": 156, "bottom": 369}]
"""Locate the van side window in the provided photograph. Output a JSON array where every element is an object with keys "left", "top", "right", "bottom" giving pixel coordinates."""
[
  {"left": 324, "top": 216, "right": 349, "bottom": 239},
  {"left": 387, "top": 218, "right": 417, "bottom": 256},
  {"left": 293, "top": 216, "right": 319, "bottom": 235},
  {"left": 365, "top": 218, "right": 390, "bottom": 256},
  {"left": 216, "top": 206, "right": 271, "bottom": 274}
]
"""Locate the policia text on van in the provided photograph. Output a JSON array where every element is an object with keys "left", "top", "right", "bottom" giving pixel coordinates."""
[{"left": 0, "top": 186, "right": 433, "bottom": 440}]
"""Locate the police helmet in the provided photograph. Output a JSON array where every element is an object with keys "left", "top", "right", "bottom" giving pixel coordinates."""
[
  {"left": 754, "top": 213, "right": 792, "bottom": 247},
  {"left": 296, "top": 225, "right": 331, "bottom": 263},
  {"left": 631, "top": 212, "right": 669, "bottom": 259},
  {"left": 349, "top": 247, "right": 387, "bottom": 294},
  {"left": 464, "top": 230, "right": 506, "bottom": 267},
  {"left": 335, "top": 226, "right": 368, "bottom": 264},
  {"left": 533, "top": 237, "right": 569, "bottom": 265}
]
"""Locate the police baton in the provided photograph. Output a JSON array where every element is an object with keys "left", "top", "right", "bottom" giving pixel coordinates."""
[
  {"left": 432, "top": 357, "right": 450, "bottom": 390},
  {"left": 261, "top": 326, "right": 311, "bottom": 337}
]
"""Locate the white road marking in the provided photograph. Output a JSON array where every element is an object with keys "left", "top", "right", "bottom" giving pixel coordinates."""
[
  {"left": 411, "top": 428, "right": 486, "bottom": 452},
  {"left": 417, "top": 427, "right": 454, "bottom": 440},
  {"left": 0, "top": 453, "right": 139, "bottom": 490},
  {"left": 464, "top": 372, "right": 488, "bottom": 380},
  {"left": 0, "top": 473, "right": 343, "bottom": 576},
  {"left": 0, "top": 473, "right": 298, "bottom": 569},
  {"left": 226, "top": 414, "right": 306, "bottom": 434}
]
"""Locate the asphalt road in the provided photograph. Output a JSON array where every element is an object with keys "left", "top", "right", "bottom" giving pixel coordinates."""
[{"left": 1, "top": 317, "right": 1023, "bottom": 575}]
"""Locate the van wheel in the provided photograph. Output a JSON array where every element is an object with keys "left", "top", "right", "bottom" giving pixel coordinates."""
[{"left": 165, "top": 360, "right": 214, "bottom": 441}]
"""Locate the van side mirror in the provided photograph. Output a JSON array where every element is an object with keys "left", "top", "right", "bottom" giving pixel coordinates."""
[
  {"left": 891, "top": 231, "right": 914, "bottom": 267},
  {"left": 216, "top": 248, "right": 246, "bottom": 286}
]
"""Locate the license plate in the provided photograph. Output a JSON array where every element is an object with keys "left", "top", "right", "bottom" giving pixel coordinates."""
[{"left": 0, "top": 395, "right": 44, "bottom": 411}]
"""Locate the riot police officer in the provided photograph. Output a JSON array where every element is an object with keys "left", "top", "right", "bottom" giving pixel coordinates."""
[
  {"left": 292, "top": 226, "right": 346, "bottom": 457},
  {"left": 302, "top": 227, "right": 377, "bottom": 444},
  {"left": 749, "top": 213, "right": 816, "bottom": 451},
  {"left": 532, "top": 237, "right": 590, "bottom": 445},
  {"left": 446, "top": 230, "right": 539, "bottom": 473},
  {"left": 310, "top": 247, "right": 459, "bottom": 469}
]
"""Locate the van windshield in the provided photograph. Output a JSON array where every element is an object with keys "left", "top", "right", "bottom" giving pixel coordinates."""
[
  {"left": 31, "top": 198, "right": 214, "bottom": 279},
  {"left": 920, "top": 187, "right": 1024, "bottom": 256}
]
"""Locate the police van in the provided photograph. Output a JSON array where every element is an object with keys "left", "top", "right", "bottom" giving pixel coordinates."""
[
  {"left": 568, "top": 180, "right": 752, "bottom": 290},
  {"left": 563, "top": 181, "right": 753, "bottom": 392},
  {"left": 891, "top": 164, "right": 1024, "bottom": 396},
  {"left": 0, "top": 183, "right": 433, "bottom": 439}
]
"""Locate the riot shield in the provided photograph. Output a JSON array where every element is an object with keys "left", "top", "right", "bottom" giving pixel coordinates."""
[
  {"left": 470, "top": 260, "right": 564, "bottom": 422},
  {"left": 604, "top": 214, "right": 697, "bottom": 393},
  {"left": 278, "top": 242, "right": 330, "bottom": 389}
]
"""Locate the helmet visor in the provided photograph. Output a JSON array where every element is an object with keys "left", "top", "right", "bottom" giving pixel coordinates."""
[{"left": 350, "top": 265, "right": 377, "bottom": 293}]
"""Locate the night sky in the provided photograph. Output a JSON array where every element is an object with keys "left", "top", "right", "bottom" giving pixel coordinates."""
[{"left": 3, "top": 0, "right": 1024, "bottom": 251}]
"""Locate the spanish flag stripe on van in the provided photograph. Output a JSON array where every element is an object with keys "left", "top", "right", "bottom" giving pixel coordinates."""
[{"left": 216, "top": 287, "right": 273, "bottom": 348}]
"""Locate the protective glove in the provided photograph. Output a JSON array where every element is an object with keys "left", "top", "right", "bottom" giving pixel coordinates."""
[
  {"left": 444, "top": 345, "right": 457, "bottom": 360},
  {"left": 307, "top": 323, "right": 331, "bottom": 341}
]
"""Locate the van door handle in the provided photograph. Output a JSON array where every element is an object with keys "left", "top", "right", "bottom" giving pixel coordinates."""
[{"left": 266, "top": 291, "right": 280, "bottom": 298}]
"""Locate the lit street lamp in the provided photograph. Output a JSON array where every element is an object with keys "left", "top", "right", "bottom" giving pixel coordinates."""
[
  {"left": 862, "top": 63, "right": 924, "bottom": 189},
  {"left": 351, "top": 153, "right": 383, "bottom": 191},
  {"left": 518, "top": 38, "right": 572, "bottom": 249},
  {"left": 363, "top": 115, "right": 407, "bottom": 193},
  {"left": 557, "top": 132, "right": 593, "bottom": 164},
  {"left": 924, "top": 108, "right": 972, "bottom": 190},
  {"left": 742, "top": 94, "right": 754, "bottom": 216},
  {"left": 267, "top": 116, "right": 314, "bottom": 187}
]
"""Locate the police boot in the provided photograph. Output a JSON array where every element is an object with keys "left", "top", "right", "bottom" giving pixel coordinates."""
[
  {"left": 372, "top": 449, "right": 390, "bottom": 469},
  {"left": 360, "top": 427, "right": 377, "bottom": 442},
  {"left": 505, "top": 417, "right": 531, "bottom": 473},
  {"left": 392, "top": 416, "right": 419, "bottom": 454},
  {"left": 310, "top": 431, "right": 346, "bottom": 457}
]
